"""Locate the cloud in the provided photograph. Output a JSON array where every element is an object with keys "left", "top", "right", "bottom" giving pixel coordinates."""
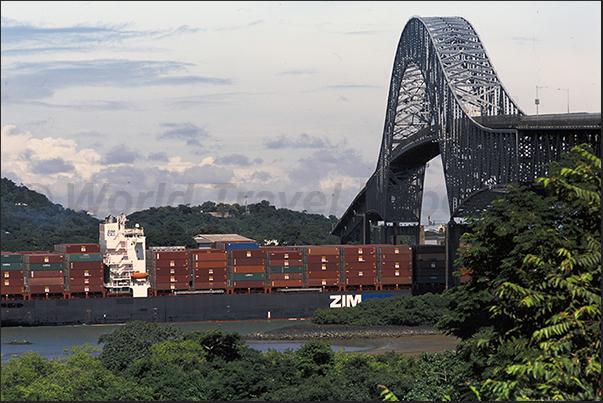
[
  {"left": 263, "top": 133, "right": 332, "bottom": 149},
  {"left": 147, "top": 151, "right": 169, "bottom": 162},
  {"left": 250, "top": 170, "right": 272, "bottom": 182},
  {"left": 1, "top": 18, "right": 202, "bottom": 55},
  {"left": 158, "top": 122, "right": 210, "bottom": 147},
  {"left": 101, "top": 145, "right": 142, "bottom": 165},
  {"left": 214, "top": 154, "right": 263, "bottom": 167},
  {"left": 1, "top": 59, "right": 232, "bottom": 103},
  {"left": 31, "top": 157, "right": 75, "bottom": 175}
]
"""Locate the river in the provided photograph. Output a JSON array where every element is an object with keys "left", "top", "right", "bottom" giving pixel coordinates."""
[{"left": 1, "top": 319, "right": 376, "bottom": 363}]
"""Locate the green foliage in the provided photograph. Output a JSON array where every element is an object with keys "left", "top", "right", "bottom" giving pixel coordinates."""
[
  {"left": 312, "top": 293, "right": 450, "bottom": 326},
  {"left": 97, "top": 320, "right": 183, "bottom": 373},
  {"left": 1, "top": 177, "right": 101, "bottom": 252},
  {"left": 438, "top": 144, "right": 601, "bottom": 401}
]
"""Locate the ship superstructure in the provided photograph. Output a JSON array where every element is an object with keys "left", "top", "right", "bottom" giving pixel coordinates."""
[{"left": 99, "top": 213, "right": 149, "bottom": 297}]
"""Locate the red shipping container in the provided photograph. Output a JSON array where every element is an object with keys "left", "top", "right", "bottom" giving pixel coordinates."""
[
  {"left": 307, "top": 262, "right": 340, "bottom": 271},
  {"left": 69, "top": 268, "right": 104, "bottom": 277},
  {"left": 68, "top": 277, "right": 104, "bottom": 286},
  {"left": 232, "top": 265, "right": 265, "bottom": 273},
  {"left": 69, "top": 261, "right": 104, "bottom": 270},
  {"left": 381, "top": 268, "right": 412, "bottom": 278},
  {"left": 155, "top": 274, "right": 189, "bottom": 283},
  {"left": 268, "top": 259, "right": 303, "bottom": 267},
  {"left": 231, "top": 280, "right": 265, "bottom": 288},
  {"left": 192, "top": 281, "right": 228, "bottom": 290},
  {"left": 307, "top": 278, "right": 339, "bottom": 287},
  {"left": 153, "top": 259, "right": 189, "bottom": 268},
  {"left": 28, "top": 285, "right": 64, "bottom": 293},
  {"left": 155, "top": 266, "right": 189, "bottom": 276},
  {"left": 154, "top": 282, "right": 189, "bottom": 290},
  {"left": 2, "top": 270, "right": 24, "bottom": 279},
  {"left": 1, "top": 285, "right": 25, "bottom": 294},
  {"left": 28, "top": 270, "right": 64, "bottom": 278},
  {"left": 193, "top": 260, "right": 228, "bottom": 269},
  {"left": 28, "top": 277, "right": 64, "bottom": 286},
  {"left": 307, "top": 269, "right": 339, "bottom": 279},
  {"left": 268, "top": 251, "right": 302, "bottom": 260},
  {"left": 194, "top": 273, "right": 228, "bottom": 283},
  {"left": 232, "top": 257, "right": 265, "bottom": 266},
  {"left": 189, "top": 248, "right": 228, "bottom": 257},
  {"left": 68, "top": 284, "right": 105, "bottom": 293},
  {"left": 307, "top": 255, "right": 340, "bottom": 264},
  {"left": 230, "top": 250, "right": 265, "bottom": 259},
  {"left": 343, "top": 254, "right": 377, "bottom": 263},
  {"left": 152, "top": 251, "right": 188, "bottom": 260},
  {"left": 381, "top": 261, "right": 412, "bottom": 270},
  {"left": 193, "top": 267, "right": 227, "bottom": 275},
  {"left": 381, "top": 254, "right": 412, "bottom": 263},
  {"left": 345, "top": 269, "right": 377, "bottom": 278},
  {"left": 271, "top": 279, "right": 303, "bottom": 287},
  {"left": 378, "top": 246, "right": 412, "bottom": 255},
  {"left": 3, "top": 278, "right": 24, "bottom": 287},
  {"left": 268, "top": 272, "right": 303, "bottom": 281},
  {"left": 16, "top": 251, "right": 50, "bottom": 254},
  {"left": 305, "top": 247, "right": 340, "bottom": 255},
  {"left": 345, "top": 277, "right": 376, "bottom": 285},
  {"left": 381, "top": 276, "right": 413, "bottom": 285},
  {"left": 55, "top": 244, "right": 101, "bottom": 254},
  {"left": 344, "top": 262, "right": 376, "bottom": 270},
  {"left": 341, "top": 245, "right": 376, "bottom": 255},
  {"left": 23, "top": 254, "right": 64, "bottom": 264}
]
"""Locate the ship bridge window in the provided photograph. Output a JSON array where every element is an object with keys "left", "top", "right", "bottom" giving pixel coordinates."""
[{"left": 135, "top": 243, "right": 145, "bottom": 260}]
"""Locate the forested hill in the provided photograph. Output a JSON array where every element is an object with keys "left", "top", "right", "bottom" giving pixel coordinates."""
[{"left": 1, "top": 178, "right": 341, "bottom": 252}]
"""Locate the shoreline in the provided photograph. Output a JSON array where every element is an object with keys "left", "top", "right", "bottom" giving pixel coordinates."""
[{"left": 244, "top": 323, "right": 460, "bottom": 355}]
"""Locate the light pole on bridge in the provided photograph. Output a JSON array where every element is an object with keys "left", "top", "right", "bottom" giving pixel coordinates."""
[{"left": 535, "top": 85, "right": 548, "bottom": 117}]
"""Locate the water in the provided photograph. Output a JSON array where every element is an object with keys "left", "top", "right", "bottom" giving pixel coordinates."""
[{"left": 1, "top": 320, "right": 373, "bottom": 363}]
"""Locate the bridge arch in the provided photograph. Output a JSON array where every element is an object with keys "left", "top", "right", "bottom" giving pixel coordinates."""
[{"left": 332, "top": 16, "right": 600, "bottom": 245}]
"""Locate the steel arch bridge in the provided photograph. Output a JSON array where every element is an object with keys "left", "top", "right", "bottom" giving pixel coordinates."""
[{"left": 332, "top": 16, "right": 601, "bottom": 245}]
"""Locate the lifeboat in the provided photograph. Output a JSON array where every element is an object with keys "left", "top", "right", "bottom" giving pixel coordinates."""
[{"left": 131, "top": 272, "right": 149, "bottom": 279}]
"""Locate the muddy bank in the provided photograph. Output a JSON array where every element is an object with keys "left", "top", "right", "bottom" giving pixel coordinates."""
[
  {"left": 244, "top": 323, "right": 460, "bottom": 355},
  {"left": 244, "top": 323, "right": 442, "bottom": 340}
]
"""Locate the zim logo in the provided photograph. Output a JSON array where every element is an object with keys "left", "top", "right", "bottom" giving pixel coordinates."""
[{"left": 329, "top": 293, "right": 394, "bottom": 308}]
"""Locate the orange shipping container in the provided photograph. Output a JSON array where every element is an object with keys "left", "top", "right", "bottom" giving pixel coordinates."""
[
  {"left": 307, "top": 278, "right": 339, "bottom": 287},
  {"left": 68, "top": 284, "right": 105, "bottom": 293},
  {"left": 307, "top": 262, "right": 340, "bottom": 271},
  {"left": 231, "top": 280, "right": 265, "bottom": 288},
  {"left": 307, "top": 269, "right": 339, "bottom": 279},
  {"left": 28, "top": 285, "right": 64, "bottom": 294},
  {"left": 345, "top": 277, "right": 376, "bottom": 285},
  {"left": 155, "top": 266, "right": 189, "bottom": 276},
  {"left": 381, "top": 268, "right": 412, "bottom": 277},
  {"left": 381, "top": 275, "right": 412, "bottom": 285},
  {"left": 155, "top": 274, "right": 189, "bottom": 283},
  {"left": 68, "top": 277, "right": 104, "bottom": 286},
  {"left": 1, "top": 285, "right": 25, "bottom": 294},
  {"left": 153, "top": 259, "right": 189, "bottom": 268},
  {"left": 28, "top": 270, "right": 64, "bottom": 278},
  {"left": 194, "top": 273, "right": 228, "bottom": 282},
  {"left": 230, "top": 250, "right": 265, "bottom": 259},
  {"left": 192, "top": 281, "right": 228, "bottom": 290},
  {"left": 231, "top": 265, "right": 265, "bottom": 273},
  {"left": 381, "top": 261, "right": 412, "bottom": 270},
  {"left": 3, "top": 270, "right": 24, "bottom": 279},
  {"left": 269, "top": 272, "right": 303, "bottom": 281},
  {"left": 307, "top": 255, "right": 340, "bottom": 264},
  {"left": 193, "top": 260, "right": 228, "bottom": 269},
  {"left": 271, "top": 279, "right": 303, "bottom": 288},
  {"left": 28, "top": 277, "right": 64, "bottom": 286}
]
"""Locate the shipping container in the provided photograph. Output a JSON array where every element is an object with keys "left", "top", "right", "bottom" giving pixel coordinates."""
[
  {"left": 307, "top": 270, "right": 339, "bottom": 279},
  {"left": 1, "top": 262, "right": 24, "bottom": 270},
  {"left": 155, "top": 274, "right": 189, "bottom": 283},
  {"left": 345, "top": 277, "right": 376, "bottom": 285},
  {"left": 303, "top": 246, "right": 340, "bottom": 255},
  {"left": 194, "top": 273, "right": 228, "bottom": 282},
  {"left": 150, "top": 251, "right": 189, "bottom": 260},
  {"left": 3, "top": 278, "right": 24, "bottom": 287},
  {"left": 23, "top": 254, "right": 64, "bottom": 264},
  {"left": 380, "top": 253, "right": 412, "bottom": 263},
  {"left": 28, "top": 270, "right": 64, "bottom": 277},
  {"left": 271, "top": 279, "right": 303, "bottom": 288},
  {"left": 415, "top": 275, "right": 446, "bottom": 284},
  {"left": 2, "top": 270, "right": 24, "bottom": 279},
  {"left": 232, "top": 257, "right": 265, "bottom": 266},
  {"left": 69, "top": 268, "right": 104, "bottom": 277},
  {"left": 229, "top": 249, "right": 265, "bottom": 259},
  {"left": 306, "top": 255, "right": 341, "bottom": 264},
  {"left": 155, "top": 266, "right": 189, "bottom": 276},
  {"left": 154, "top": 282, "right": 189, "bottom": 290},
  {"left": 414, "top": 267, "right": 445, "bottom": 276},
  {"left": 231, "top": 265, "right": 265, "bottom": 274},
  {"left": 192, "top": 281, "right": 228, "bottom": 290},
  {"left": 268, "top": 272, "right": 303, "bottom": 281},
  {"left": 152, "top": 259, "right": 189, "bottom": 268},
  {"left": 193, "top": 267, "right": 227, "bottom": 275},
  {"left": 381, "top": 268, "right": 412, "bottom": 277},
  {"left": 64, "top": 253, "right": 104, "bottom": 262},
  {"left": 193, "top": 260, "right": 228, "bottom": 269},
  {"left": 231, "top": 280, "right": 265, "bottom": 288},
  {"left": 1, "top": 285, "right": 25, "bottom": 294},
  {"left": 307, "top": 262, "right": 340, "bottom": 271},
  {"left": 223, "top": 242, "right": 259, "bottom": 250},
  {"left": 342, "top": 254, "right": 377, "bottom": 263},
  {"left": 26, "top": 263, "right": 64, "bottom": 271},
  {"left": 231, "top": 272, "right": 265, "bottom": 281},
  {"left": 67, "top": 277, "right": 104, "bottom": 286},
  {"left": 67, "top": 284, "right": 105, "bottom": 293},
  {"left": 381, "top": 275, "right": 413, "bottom": 284},
  {"left": 377, "top": 245, "right": 412, "bottom": 255},
  {"left": 54, "top": 243, "right": 101, "bottom": 254},
  {"left": 267, "top": 258, "right": 303, "bottom": 267},
  {"left": 1, "top": 254, "right": 24, "bottom": 263},
  {"left": 341, "top": 245, "right": 377, "bottom": 255},
  {"left": 344, "top": 262, "right": 377, "bottom": 271},
  {"left": 381, "top": 260, "right": 412, "bottom": 270},
  {"left": 28, "top": 277, "right": 64, "bottom": 286},
  {"left": 344, "top": 269, "right": 377, "bottom": 277},
  {"left": 189, "top": 248, "right": 228, "bottom": 258},
  {"left": 268, "top": 251, "right": 303, "bottom": 260},
  {"left": 307, "top": 278, "right": 339, "bottom": 287},
  {"left": 28, "top": 285, "right": 64, "bottom": 294},
  {"left": 267, "top": 266, "right": 303, "bottom": 274},
  {"left": 68, "top": 261, "right": 103, "bottom": 270}
]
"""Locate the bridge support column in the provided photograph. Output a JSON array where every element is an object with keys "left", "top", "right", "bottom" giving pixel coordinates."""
[{"left": 445, "top": 220, "right": 469, "bottom": 289}]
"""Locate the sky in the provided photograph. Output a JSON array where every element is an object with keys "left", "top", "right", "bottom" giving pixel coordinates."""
[{"left": 1, "top": 1, "right": 601, "bottom": 226}]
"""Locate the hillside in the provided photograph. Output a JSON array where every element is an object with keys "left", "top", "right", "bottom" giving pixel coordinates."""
[{"left": 1, "top": 178, "right": 341, "bottom": 252}]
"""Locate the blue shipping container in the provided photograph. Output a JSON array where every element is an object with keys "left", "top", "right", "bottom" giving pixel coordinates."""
[{"left": 225, "top": 242, "right": 259, "bottom": 250}]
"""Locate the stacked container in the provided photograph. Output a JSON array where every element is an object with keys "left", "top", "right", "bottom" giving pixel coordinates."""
[
  {"left": 342, "top": 245, "right": 378, "bottom": 290},
  {"left": 147, "top": 247, "right": 190, "bottom": 294},
  {"left": 266, "top": 249, "right": 304, "bottom": 289},
  {"left": 189, "top": 248, "right": 228, "bottom": 291},
  {"left": 227, "top": 242, "right": 266, "bottom": 291},
  {"left": 23, "top": 253, "right": 65, "bottom": 298},
  {"left": 1, "top": 253, "right": 25, "bottom": 298},
  {"left": 413, "top": 244, "right": 446, "bottom": 293},
  {"left": 56, "top": 244, "right": 104, "bottom": 297},
  {"left": 378, "top": 245, "right": 413, "bottom": 289},
  {"left": 300, "top": 246, "right": 341, "bottom": 290}
]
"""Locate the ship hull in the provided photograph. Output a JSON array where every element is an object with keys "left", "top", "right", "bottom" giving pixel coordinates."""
[{"left": 1, "top": 289, "right": 412, "bottom": 327}]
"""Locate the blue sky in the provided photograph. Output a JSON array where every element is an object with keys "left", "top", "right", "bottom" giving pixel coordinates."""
[{"left": 1, "top": 1, "right": 600, "bottom": 224}]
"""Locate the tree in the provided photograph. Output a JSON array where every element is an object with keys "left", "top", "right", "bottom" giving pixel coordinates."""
[
  {"left": 98, "top": 321, "right": 183, "bottom": 373},
  {"left": 438, "top": 145, "right": 601, "bottom": 400}
]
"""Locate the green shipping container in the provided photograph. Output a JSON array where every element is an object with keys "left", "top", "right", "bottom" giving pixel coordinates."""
[
  {"left": 267, "top": 266, "right": 303, "bottom": 274},
  {"left": 1, "top": 262, "right": 24, "bottom": 270},
  {"left": 231, "top": 272, "right": 265, "bottom": 281},
  {"left": 1, "top": 254, "right": 24, "bottom": 263},
  {"left": 65, "top": 253, "right": 103, "bottom": 262},
  {"left": 27, "top": 263, "right": 64, "bottom": 271}
]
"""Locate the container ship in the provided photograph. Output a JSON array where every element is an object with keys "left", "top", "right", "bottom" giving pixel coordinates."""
[{"left": 1, "top": 214, "right": 460, "bottom": 327}]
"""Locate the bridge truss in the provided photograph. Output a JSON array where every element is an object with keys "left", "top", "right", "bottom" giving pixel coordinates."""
[{"left": 332, "top": 16, "right": 601, "bottom": 246}]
